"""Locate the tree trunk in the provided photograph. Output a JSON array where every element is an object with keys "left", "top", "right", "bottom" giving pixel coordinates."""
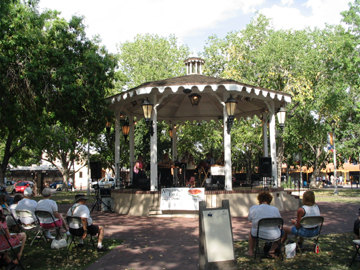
[{"left": 309, "top": 147, "right": 324, "bottom": 188}]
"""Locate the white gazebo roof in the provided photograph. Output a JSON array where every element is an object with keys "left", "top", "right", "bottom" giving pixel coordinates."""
[{"left": 108, "top": 74, "right": 292, "bottom": 122}]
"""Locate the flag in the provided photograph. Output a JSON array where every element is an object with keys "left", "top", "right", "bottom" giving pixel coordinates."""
[{"left": 327, "top": 132, "right": 334, "bottom": 152}]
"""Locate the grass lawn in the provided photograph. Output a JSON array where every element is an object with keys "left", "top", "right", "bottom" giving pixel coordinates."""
[
  {"left": 313, "top": 188, "right": 360, "bottom": 204},
  {"left": 235, "top": 232, "right": 358, "bottom": 269},
  {"left": 19, "top": 237, "right": 123, "bottom": 269},
  {"left": 32, "top": 190, "right": 96, "bottom": 204},
  {"left": 14, "top": 190, "right": 121, "bottom": 269}
]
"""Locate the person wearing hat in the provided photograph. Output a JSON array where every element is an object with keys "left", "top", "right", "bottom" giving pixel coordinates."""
[
  {"left": 66, "top": 194, "right": 108, "bottom": 251},
  {"left": 36, "top": 188, "right": 71, "bottom": 238},
  {"left": 15, "top": 187, "right": 38, "bottom": 226}
]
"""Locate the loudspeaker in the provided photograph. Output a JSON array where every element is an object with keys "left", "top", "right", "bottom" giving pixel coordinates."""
[
  {"left": 100, "top": 188, "right": 111, "bottom": 197},
  {"left": 259, "top": 157, "right": 272, "bottom": 177},
  {"left": 101, "top": 197, "right": 114, "bottom": 212},
  {"left": 90, "top": 161, "right": 102, "bottom": 179},
  {"left": 139, "top": 178, "right": 150, "bottom": 190}
]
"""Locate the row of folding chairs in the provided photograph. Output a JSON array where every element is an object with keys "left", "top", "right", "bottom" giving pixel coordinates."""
[{"left": 254, "top": 216, "right": 324, "bottom": 261}]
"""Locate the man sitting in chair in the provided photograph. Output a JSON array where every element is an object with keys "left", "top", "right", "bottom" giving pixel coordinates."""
[
  {"left": 36, "top": 188, "right": 71, "bottom": 237},
  {"left": 66, "top": 194, "right": 108, "bottom": 252},
  {"left": 15, "top": 187, "right": 40, "bottom": 226}
]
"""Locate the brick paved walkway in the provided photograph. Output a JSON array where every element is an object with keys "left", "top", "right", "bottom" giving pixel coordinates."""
[{"left": 60, "top": 201, "right": 359, "bottom": 270}]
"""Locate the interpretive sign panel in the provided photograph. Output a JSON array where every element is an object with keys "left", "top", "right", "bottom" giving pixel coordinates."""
[
  {"left": 203, "top": 209, "right": 234, "bottom": 262},
  {"left": 199, "top": 200, "right": 237, "bottom": 270},
  {"left": 160, "top": 187, "right": 205, "bottom": 211}
]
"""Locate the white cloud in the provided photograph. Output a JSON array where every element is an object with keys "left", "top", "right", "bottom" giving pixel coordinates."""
[
  {"left": 259, "top": 0, "right": 350, "bottom": 31},
  {"left": 39, "top": 0, "right": 264, "bottom": 53},
  {"left": 281, "top": 0, "right": 294, "bottom": 6},
  {"left": 38, "top": 0, "right": 352, "bottom": 53}
]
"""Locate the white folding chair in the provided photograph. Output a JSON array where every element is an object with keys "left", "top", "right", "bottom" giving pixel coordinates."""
[
  {"left": 16, "top": 209, "right": 46, "bottom": 246},
  {"left": 66, "top": 216, "right": 95, "bottom": 252},
  {"left": 294, "top": 216, "right": 324, "bottom": 255},
  {"left": 254, "top": 218, "right": 284, "bottom": 261},
  {"left": 35, "top": 210, "right": 62, "bottom": 240},
  {"left": 3, "top": 208, "right": 20, "bottom": 233}
]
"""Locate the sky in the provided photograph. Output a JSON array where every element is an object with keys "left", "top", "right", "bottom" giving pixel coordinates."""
[{"left": 38, "top": 0, "right": 352, "bottom": 54}]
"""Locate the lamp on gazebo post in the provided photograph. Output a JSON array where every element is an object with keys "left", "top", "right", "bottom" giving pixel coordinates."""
[
  {"left": 142, "top": 98, "right": 154, "bottom": 136},
  {"left": 225, "top": 95, "right": 237, "bottom": 134},
  {"left": 169, "top": 128, "right": 173, "bottom": 139},
  {"left": 121, "top": 121, "right": 130, "bottom": 141},
  {"left": 189, "top": 93, "right": 201, "bottom": 106},
  {"left": 330, "top": 120, "right": 339, "bottom": 195},
  {"left": 277, "top": 107, "right": 287, "bottom": 131},
  {"left": 106, "top": 120, "right": 111, "bottom": 135}
]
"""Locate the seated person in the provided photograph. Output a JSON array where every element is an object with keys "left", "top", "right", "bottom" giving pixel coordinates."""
[
  {"left": 0, "top": 204, "right": 26, "bottom": 266},
  {"left": 0, "top": 186, "right": 13, "bottom": 206},
  {"left": 354, "top": 217, "right": 360, "bottom": 240},
  {"left": 67, "top": 194, "right": 108, "bottom": 251},
  {"left": 6, "top": 194, "right": 23, "bottom": 233},
  {"left": 36, "top": 188, "right": 70, "bottom": 237},
  {"left": 15, "top": 187, "right": 37, "bottom": 225},
  {"left": 215, "top": 152, "right": 224, "bottom": 166},
  {"left": 283, "top": 190, "right": 321, "bottom": 248},
  {"left": 245, "top": 191, "right": 283, "bottom": 257}
]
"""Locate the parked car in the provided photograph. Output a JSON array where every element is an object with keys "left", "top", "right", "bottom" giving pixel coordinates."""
[
  {"left": 92, "top": 177, "right": 116, "bottom": 189},
  {"left": 49, "top": 181, "right": 72, "bottom": 190},
  {"left": 14, "top": 181, "right": 34, "bottom": 193},
  {"left": 5, "top": 180, "right": 16, "bottom": 194}
]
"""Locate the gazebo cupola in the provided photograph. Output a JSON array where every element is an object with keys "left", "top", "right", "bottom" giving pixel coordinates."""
[{"left": 184, "top": 57, "right": 205, "bottom": 75}]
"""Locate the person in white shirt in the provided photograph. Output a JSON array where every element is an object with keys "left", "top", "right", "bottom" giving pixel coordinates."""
[
  {"left": 6, "top": 194, "right": 23, "bottom": 232},
  {"left": 15, "top": 187, "right": 37, "bottom": 225},
  {"left": 36, "top": 188, "right": 70, "bottom": 237},
  {"left": 283, "top": 190, "right": 321, "bottom": 249},
  {"left": 245, "top": 191, "right": 283, "bottom": 257},
  {"left": 67, "top": 194, "right": 108, "bottom": 252}
]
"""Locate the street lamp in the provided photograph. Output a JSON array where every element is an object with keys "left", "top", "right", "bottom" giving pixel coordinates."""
[
  {"left": 298, "top": 143, "right": 303, "bottom": 193},
  {"left": 225, "top": 95, "right": 237, "bottom": 134},
  {"left": 330, "top": 120, "right": 339, "bottom": 195},
  {"left": 142, "top": 98, "right": 154, "bottom": 136}
]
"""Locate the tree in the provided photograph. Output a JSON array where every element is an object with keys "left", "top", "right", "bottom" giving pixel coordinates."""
[
  {"left": 0, "top": 0, "right": 52, "bottom": 182},
  {"left": 0, "top": 1, "right": 117, "bottom": 188},
  {"left": 116, "top": 34, "right": 189, "bottom": 90},
  {"left": 203, "top": 13, "right": 354, "bottom": 186}
]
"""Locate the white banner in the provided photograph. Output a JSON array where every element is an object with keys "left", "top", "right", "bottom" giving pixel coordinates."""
[{"left": 160, "top": 187, "right": 205, "bottom": 211}]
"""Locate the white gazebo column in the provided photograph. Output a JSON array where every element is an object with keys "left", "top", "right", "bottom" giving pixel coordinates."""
[
  {"left": 262, "top": 112, "right": 268, "bottom": 157},
  {"left": 129, "top": 115, "right": 135, "bottom": 185},
  {"left": 268, "top": 102, "right": 278, "bottom": 187},
  {"left": 150, "top": 96, "right": 158, "bottom": 191},
  {"left": 115, "top": 112, "right": 121, "bottom": 185},
  {"left": 172, "top": 126, "right": 178, "bottom": 185},
  {"left": 223, "top": 98, "right": 233, "bottom": 191}
]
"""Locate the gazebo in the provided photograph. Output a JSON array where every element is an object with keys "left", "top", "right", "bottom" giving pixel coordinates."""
[{"left": 107, "top": 57, "right": 292, "bottom": 191}]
